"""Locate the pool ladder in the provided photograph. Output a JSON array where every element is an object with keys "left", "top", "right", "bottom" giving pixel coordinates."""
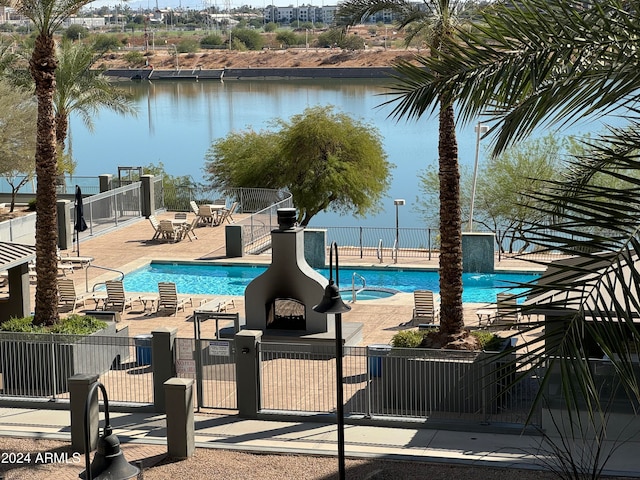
[{"left": 351, "top": 272, "right": 366, "bottom": 303}]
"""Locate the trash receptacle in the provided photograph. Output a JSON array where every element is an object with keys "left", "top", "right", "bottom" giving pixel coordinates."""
[
  {"left": 135, "top": 334, "right": 153, "bottom": 366},
  {"left": 368, "top": 344, "right": 391, "bottom": 378}
]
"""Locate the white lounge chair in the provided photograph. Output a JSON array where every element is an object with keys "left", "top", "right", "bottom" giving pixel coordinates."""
[
  {"left": 157, "top": 281, "right": 193, "bottom": 316},
  {"left": 104, "top": 280, "right": 134, "bottom": 313},
  {"left": 58, "top": 278, "right": 89, "bottom": 312},
  {"left": 411, "top": 290, "right": 440, "bottom": 326}
]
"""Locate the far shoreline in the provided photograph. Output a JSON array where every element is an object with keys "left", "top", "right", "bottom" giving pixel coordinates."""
[{"left": 104, "top": 66, "right": 398, "bottom": 81}]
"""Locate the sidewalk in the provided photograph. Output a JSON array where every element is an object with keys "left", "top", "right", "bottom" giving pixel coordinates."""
[{"left": 1, "top": 406, "right": 640, "bottom": 478}]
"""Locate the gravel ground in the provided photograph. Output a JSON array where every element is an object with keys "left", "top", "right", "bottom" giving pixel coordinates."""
[{"left": 0, "top": 436, "right": 634, "bottom": 480}]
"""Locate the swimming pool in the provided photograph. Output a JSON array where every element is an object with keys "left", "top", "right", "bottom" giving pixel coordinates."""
[{"left": 119, "top": 262, "right": 540, "bottom": 303}]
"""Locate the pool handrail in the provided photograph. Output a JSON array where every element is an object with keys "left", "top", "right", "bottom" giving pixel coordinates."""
[
  {"left": 84, "top": 264, "right": 125, "bottom": 293},
  {"left": 351, "top": 272, "right": 366, "bottom": 303}
]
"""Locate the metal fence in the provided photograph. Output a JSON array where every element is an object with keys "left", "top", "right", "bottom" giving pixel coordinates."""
[
  {"left": 174, "top": 337, "right": 238, "bottom": 411},
  {"left": 69, "top": 182, "right": 143, "bottom": 240},
  {"left": 0, "top": 175, "right": 99, "bottom": 195},
  {"left": 317, "top": 226, "right": 438, "bottom": 261},
  {"left": 164, "top": 186, "right": 289, "bottom": 215},
  {"left": 236, "top": 193, "right": 294, "bottom": 254},
  {"left": 0, "top": 212, "right": 36, "bottom": 245},
  {"left": 260, "top": 343, "right": 541, "bottom": 427},
  {"left": 0, "top": 332, "right": 153, "bottom": 405}
]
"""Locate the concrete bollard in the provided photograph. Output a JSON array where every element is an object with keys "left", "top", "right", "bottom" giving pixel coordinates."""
[{"left": 164, "top": 378, "right": 195, "bottom": 459}]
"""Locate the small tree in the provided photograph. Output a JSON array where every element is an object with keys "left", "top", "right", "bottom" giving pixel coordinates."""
[
  {"left": 205, "top": 105, "right": 392, "bottom": 226},
  {"left": 0, "top": 79, "right": 36, "bottom": 211},
  {"left": 64, "top": 24, "right": 88, "bottom": 41}
]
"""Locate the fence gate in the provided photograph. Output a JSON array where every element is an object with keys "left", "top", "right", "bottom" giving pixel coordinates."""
[{"left": 174, "top": 337, "right": 237, "bottom": 411}]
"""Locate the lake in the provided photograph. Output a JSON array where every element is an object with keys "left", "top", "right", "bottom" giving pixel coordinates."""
[{"left": 69, "top": 78, "right": 619, "bottom": 228}]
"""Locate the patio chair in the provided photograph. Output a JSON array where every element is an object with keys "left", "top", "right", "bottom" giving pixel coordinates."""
[
  {"left": 58, "top": 278, "right": 88, "bottom": 312},
  {"left": 181, "top": 216, "right": 199, "bottom": 241},
  {"left": 217, "top": 201, "right": 238, "bottom": 225},
  {"left": 157, "top": 281, "right": 193, "bottom": 316},
  {"left": 149, "top": 215, "right": 163, "bottom": 241},
  {"left": 159, "top": 219, "right": 184, "bottom": 242},
  {"left": 189, "top": 200, "right": 199, "bottom": 216},
  {"left": 411, "top": 290, "right": 440, "bottom": 326},
  {"left": 104, "top": 280, "right": 134, "bottom": 313},
  {"left": 197, "top": 205, "right": 216, "bottom": 226}
]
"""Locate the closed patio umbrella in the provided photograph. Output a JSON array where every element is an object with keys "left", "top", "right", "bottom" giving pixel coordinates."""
[{"left": 74, "top": 185, "right": 88, "bottom": 256}]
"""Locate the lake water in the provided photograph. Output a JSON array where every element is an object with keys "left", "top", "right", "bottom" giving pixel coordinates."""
[{"left": 69, "top": 78, "right": 619, "bottom": 228}]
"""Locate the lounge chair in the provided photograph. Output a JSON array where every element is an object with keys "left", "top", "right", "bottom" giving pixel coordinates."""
[
  {"left": 104, "top": 280, "right": 134, "bottom": 313},
  {"left": 197, "top": 297, "right": 236, "bottom": 313},
  {"left": 481, "top": 293, "right": 521, "bottom": 330},
  {"left": 157, "top": 281, "right": 193, "bottom": 316},
  {"left": 58, "top": 278, "right": 88, "bottom": 312},
  {"left": 411, "top": 290, "right": 440, "bottom": 326}
]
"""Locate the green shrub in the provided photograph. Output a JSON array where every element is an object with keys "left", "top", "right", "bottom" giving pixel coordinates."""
[
  {"left": 200, "top": 34, "right": 223, "bottom": 48},
  {"left": 231, "top": 28, "right": 264, "bottom": 50},
  {"left": 276, "top": 31, "right": 301, "bottom": 46},
  {"left": 123, "top": 50, "right": 145, "bottom": 67},
  {"left": 0, "top": 315, "right": 108, "bottom": 334},
  {"left": 471, "top": 331, "right": 505, "bottom": 351},
  {"left": 391, "top": 329, "right": 504, "bottom": 351},
  {"left": 0, "top": 317, "right": 46, "bottom": 333},
  {"left": 93, "top": 34, "right": 121, "bottom": 52},
  {"left": 177, "top": 38, "right": 199, "bottom": 53},
  {"left": 391, "top": 329, "right": 432, "bottom": 348}
]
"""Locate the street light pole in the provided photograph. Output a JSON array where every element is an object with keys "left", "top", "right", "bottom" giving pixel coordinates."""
[
  {"left": 468, "top": 122, "right": 489, "bottom": 232},
  {"left": 393, "top": 199, "right": 405, "bottom": 264}
]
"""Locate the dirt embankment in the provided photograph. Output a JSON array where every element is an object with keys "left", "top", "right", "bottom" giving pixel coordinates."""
[{"left": 94, "top": 48, "right": 421, "bottom": 71}]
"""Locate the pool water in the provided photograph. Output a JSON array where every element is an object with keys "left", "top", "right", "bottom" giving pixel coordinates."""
[{"left": 119, "top": 263, "right": 539, "bottom": 303}]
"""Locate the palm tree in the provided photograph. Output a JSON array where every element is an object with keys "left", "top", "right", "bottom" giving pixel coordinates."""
[
  {"left": 54, "top": 39, "right": 137, "bottom": 152},
  {"left": 6, "top": 0, "right": 93, "bottom": 326},
  {"left": 337, "top": 0, "right": 470, "bottom": 341},
  {"left": 392, "top": 0, "right": 640, "bottom": 420}
]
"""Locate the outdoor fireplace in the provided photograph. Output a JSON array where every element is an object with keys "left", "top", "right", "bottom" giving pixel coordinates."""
[{"left": 244, "top": 208, "right": 334, "bottom": 334}]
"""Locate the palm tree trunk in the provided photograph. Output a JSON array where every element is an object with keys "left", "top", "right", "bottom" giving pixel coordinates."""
[
  {"left": 55, "top": 112, "right": 68, "bottom": 151},
  {"left": 437, "top": 100, "right": 464, "bottom": 336},
  {"left": 30, "top": 33, "right": 59, "bottom": 326}
]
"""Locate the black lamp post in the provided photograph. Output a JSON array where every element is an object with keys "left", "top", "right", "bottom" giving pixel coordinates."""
[
  {"left": 80, "top": 382, "right": 139, "bottom": 480},
  {"left": 313, "top": 242, "right": 351, "bottom": 480}
]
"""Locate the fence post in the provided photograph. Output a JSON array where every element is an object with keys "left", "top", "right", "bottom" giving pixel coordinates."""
[
  {"left": 152, "top": 327, "right": 177, "bottom": 413},
  {"left": 225, "top": 224, "right": 244, "bottom": 258},
  {"left": 234, "top": 330, "right": 262, "bottom": 418},
  {"left": 98, "top": 174, "right": 112, "bottom": 193},
  {"left": 141, "top": 174, "right": 155, "bottom": 217},
  {"left": 69, "top": 373, "right": 99, "bottom": 453},
  {"left": 56, "top": 199, "right": 73, "bottom": 250},
  {"left": 164, "top": 378, "right": 195, "bottom": 459}
]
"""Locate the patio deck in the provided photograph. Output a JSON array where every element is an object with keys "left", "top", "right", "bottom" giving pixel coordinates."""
[{"left": 39, "top": 212, "right": 540, "bottom": 346}]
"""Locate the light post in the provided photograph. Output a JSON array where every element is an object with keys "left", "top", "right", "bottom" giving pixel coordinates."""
[
  {"left": 468, "top": 122, "right": 489, "bottom": 232},
  {"left": 314, "top": 242, "right": 350, "bottom": 480},
  {"left": 394, "top": 198, "right": 405, "bottom": 251}
]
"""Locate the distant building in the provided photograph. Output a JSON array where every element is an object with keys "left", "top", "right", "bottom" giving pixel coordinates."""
[{"left": 64, "top": 16, "right": 106, "bottom": 29}]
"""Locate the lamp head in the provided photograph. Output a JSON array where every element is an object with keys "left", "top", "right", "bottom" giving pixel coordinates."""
[
  {"left": 313, "top": 281, "right": 351, "bottom": 314},
  {"left": 80, "top": 429, "right": 139, "bottom": 480}
]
